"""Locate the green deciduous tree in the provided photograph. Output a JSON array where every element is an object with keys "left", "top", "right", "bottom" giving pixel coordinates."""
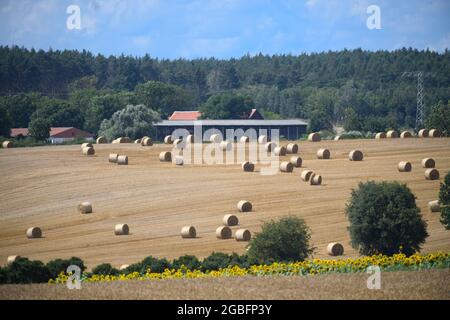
[
  {"left": 346, "top": 181, "right": 428, "bottom": 256},
  {"left": 134, "top": 81, "right": 194, "bottom": 119},
  {"left": 0, "top": 104, "right": 11, "bottom": 137},
  {"left": 28, "top": 117, "right": 51, "bottom": 141},
  {"left": 247, "top": 216, "right": 313, "bottom": 263},
  {"left": 98, "top": 104, "right": 160, "bottom": 141},
  {"left": 199, "top": 93, "right": 254, "bottom": 119},
  {"left": 30, "top": 98, "right": 84, "bottom": 128},
  {"left": 439, "top": 172, "right": 450, "bottom": 230},
  {"left": 426, "top": 101, "right": 450, "bottom": 136}
]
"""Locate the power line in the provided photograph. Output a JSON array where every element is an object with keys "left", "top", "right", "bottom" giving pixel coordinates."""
[{"left": 401, "top": 72, "right": 436, "bottom": 129}]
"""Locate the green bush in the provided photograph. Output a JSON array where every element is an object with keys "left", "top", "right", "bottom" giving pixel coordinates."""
[
  {"left": 247, "top": 216, "right": 313, "bottom": 263},
  {"left": 340, "top": 131, "right": 365, "bottom": 139},
  {"left": 171, "top": 255, "right": 201, "bottom": 270},
  {"left": 3, "top": 258, "right": 50, "bottom": 284},
  {"left": 346, "top": 181, "right": 428, "bottom": 256},
  {"left": 201, "top": 252, "right": 234, "bottom": 271},
  {"left": 0, "top": 267, "right": 6, "bottom": 284},
  {"left": 439, "top": 172, "right": 450, "bottom": 230},
  {"left": 124, "top": 256, "right": 172, "bottom": 274},
  {"left": 46, "top": 257, "right": 86, "bottom": 279},
  {"left": 92, "top": 263, "right": 119, "bottom": 276}
]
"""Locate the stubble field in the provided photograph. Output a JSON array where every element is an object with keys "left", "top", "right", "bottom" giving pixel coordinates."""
[{"left": 0, "top": 138, "right": 449, "bottom": 269}]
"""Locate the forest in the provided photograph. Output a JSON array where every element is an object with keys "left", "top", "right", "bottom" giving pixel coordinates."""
[{"left": 0, "top": 45, "right": 449, "bottom": 139}]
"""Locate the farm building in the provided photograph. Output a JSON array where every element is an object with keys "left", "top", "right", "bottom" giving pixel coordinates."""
[
  {"left": 11, "top": 127, "right": 95, "bottom": 144},
  {"left": 162, "top": 108, "right": 306, "bottom": 140},
  {"left": 155, "top": 119, "right": 308, "bottom": 141},
  {"left": 168, "top": 108, "right": 264, "bottom": 121}
]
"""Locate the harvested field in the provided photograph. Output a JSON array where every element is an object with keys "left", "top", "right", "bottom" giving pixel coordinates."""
[
  {"left": 0, "top": 269, "right": 448, "bottom": 300},
  {"left": 0, "top": 138, "right": 449, "bottom": 269}
]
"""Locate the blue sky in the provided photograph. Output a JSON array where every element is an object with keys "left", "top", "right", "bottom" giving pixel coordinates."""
[{"left": 0, "top": 0, "right": 449, "bottom": 59}]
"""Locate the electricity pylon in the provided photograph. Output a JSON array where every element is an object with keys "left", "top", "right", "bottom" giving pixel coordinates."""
[{"left": 401, "top": 72, "right": 435, "bottom": 129}]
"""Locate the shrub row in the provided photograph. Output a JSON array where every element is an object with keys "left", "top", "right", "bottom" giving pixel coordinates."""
[{"left": 0, "top": 253, "right": 264, "bottom": 284}]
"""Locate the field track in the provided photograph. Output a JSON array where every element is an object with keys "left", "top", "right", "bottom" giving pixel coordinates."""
[
  {"left": 0, "top": 138, "right": 449, "bottom": 268},
  {"left": 0, "top": 269, "right": 448, "bottom": 300}
]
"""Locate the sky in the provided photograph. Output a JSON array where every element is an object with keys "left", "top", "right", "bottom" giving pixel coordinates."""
[{"left": 0, "top": 0, "right": 449, "bottom": 59}]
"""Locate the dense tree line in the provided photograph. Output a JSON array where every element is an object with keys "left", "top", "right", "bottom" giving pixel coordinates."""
[{"left": 0, "top": 46, "right": 449, "bottom": 138}]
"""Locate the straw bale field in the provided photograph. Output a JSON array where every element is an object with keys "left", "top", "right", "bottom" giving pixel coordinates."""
[{"left": 0, "top": 138, "right": 449, "bottom": 269}]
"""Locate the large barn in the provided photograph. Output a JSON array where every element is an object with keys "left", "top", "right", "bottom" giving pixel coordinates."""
[
  {"left": 155, "top": 119, "right": 308, "bottom": 141},
  {"left": 158, "top": 109, "right": 307, "bottom": 141}
]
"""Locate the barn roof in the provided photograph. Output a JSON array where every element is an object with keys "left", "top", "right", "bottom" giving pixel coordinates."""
[
  {"left": 169, "top": 111, "right": 202, "bottom": 121},
  {"left": 156, "top": 119, "right": 308, "bottom": 126},
  {"left": 10, "top": 127, "right": 94, "bottom": 138}
]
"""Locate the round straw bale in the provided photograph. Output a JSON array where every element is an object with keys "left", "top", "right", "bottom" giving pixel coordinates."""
[
  {"left": 115, "top": 137, "right": 132, "bottom": 143},
  {"left": 82, "top": 146, "right": 95, "bottom": 155},
  {"left": 216, "top": 226, "right": 232, "bottom": 239},
  {"left": 174, "top": 156, "right": 184, "bottom": 166},
  {"left": 141, "top": 137, "right": 153, "bottom": 146},
  {"left": 96, "top": 136, "right": 107, "bottom": 144},
  {"left": 2, "top": 140, "right": 13, "bottom": 148},
  {"left": 237, "top": 200, "right": 252, "bottom": 212},
  {"left": 310, "top": 174, "right": 322, "bottom": 185},
  {"left": 109, "top": 153, "right": 119, "bottom": 163},
  {"left": 114, "top": 224, "right": 129, "bottom": 235},
  {"left": 159, "top": 151, "right": 172, "bottom": 162},
  {"left": 242, "top": 161, "right": 255, "bottom": 172},
  {"left": 173, "top": 138, "right": 183, "bottom": 148},
  {"left": 240, "top": 136, "right": 249, "bottom": 143},
  {"left": 386, "top": 130, "right": 398, "bottom": 138},
  {"left": 117, "top": 155, "right": 128, "bottom": 165},
  {"left": 429, "top": 129, "right": 441, "bottom": 138},
  {"left": 274, "top": 146, "right": 287, "bottom": 156},
  {"left": 421, "top": 158, "right": 435, "bottom": 168},
  {"left": 425, "top": 168, "right": 439, "bottom": 180},
  {"left": 286, "top": 143, "right": 298, "bottom": 154},
  {"left": 134, "top": 139, "right": 141, "bottom": 144},
  {"left": 398, "top": 161, "right": 412, "bottom": 172},
  {"left": 77, "top": 202, "right": 92, "bottom": 214},
  {"left": 375, "top": 132, "right": 386, "bottom": 139},
  {"left": 280, "top": 161, "right": 294, "bottom": 172},
  {"left": 26, "top": 227, "right": 42, "bottom": 239},
  {"left": 400, "top": 131, "right": 412, "bottom": 139},
  {"left": 7, "top": 255, "right": 20, "bottom": 264},
  {"left": 301, "top": 170, "right": 314, "bottom": 182},
  {"left": 235, "top": 229, "right": 251, "bottom": 241},
  {"left": 327, "top": 242, "right": 344, "bottom": 256},
  {"left": 258, "top": 135, "right": 268, "bottom": 144},
  {"left": 428, "top": 200, "right": 440, "bottom": 213},
  {"left": 349, "top": 150, "right": 363, "bottom": 161},
  {"left": 164, "top": 135, "right": 173, "bottom": 144},
  {"left": 210, "top": 134, "right": 222, "bottom": 143},
  {"left": 317, "top": 148, "right": 330, "bottom": 159},
  {"left": 81, "top": 142, "right": 93, "bottom": 149},
  {"left": 418, "top": 129, "right": 429, "bottom": 138},
  {"left": 220, "top": 141, "right": 232, "bottom": 151},
  {"left": 290, "top": 156, "right": 302, "bottom": 167},
  {"left": 265, "top": 142, "right": 277, "bottom": 152},
  {"left": 181, "top": 226, "right": 196, "bottom": 238},
  {"left": 119, "top": 264, "right": 129, "bottom": 271},
  {"left": 223, "top": 214, "right": 239, "bottom": 226},
  {"left": 308, "top": 132, "right": 321, "bottom": 142},
  {"left": 186, "top": 135, "right": 194, "bottom": 143}
]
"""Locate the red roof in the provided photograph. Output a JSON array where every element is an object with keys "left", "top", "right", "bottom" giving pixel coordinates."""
[
  {"left": 169, "top": 111, "right": 202, "bottom": 121},
  {"left": 11, "top": 127, "right": 94, "bottom": 138}
]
